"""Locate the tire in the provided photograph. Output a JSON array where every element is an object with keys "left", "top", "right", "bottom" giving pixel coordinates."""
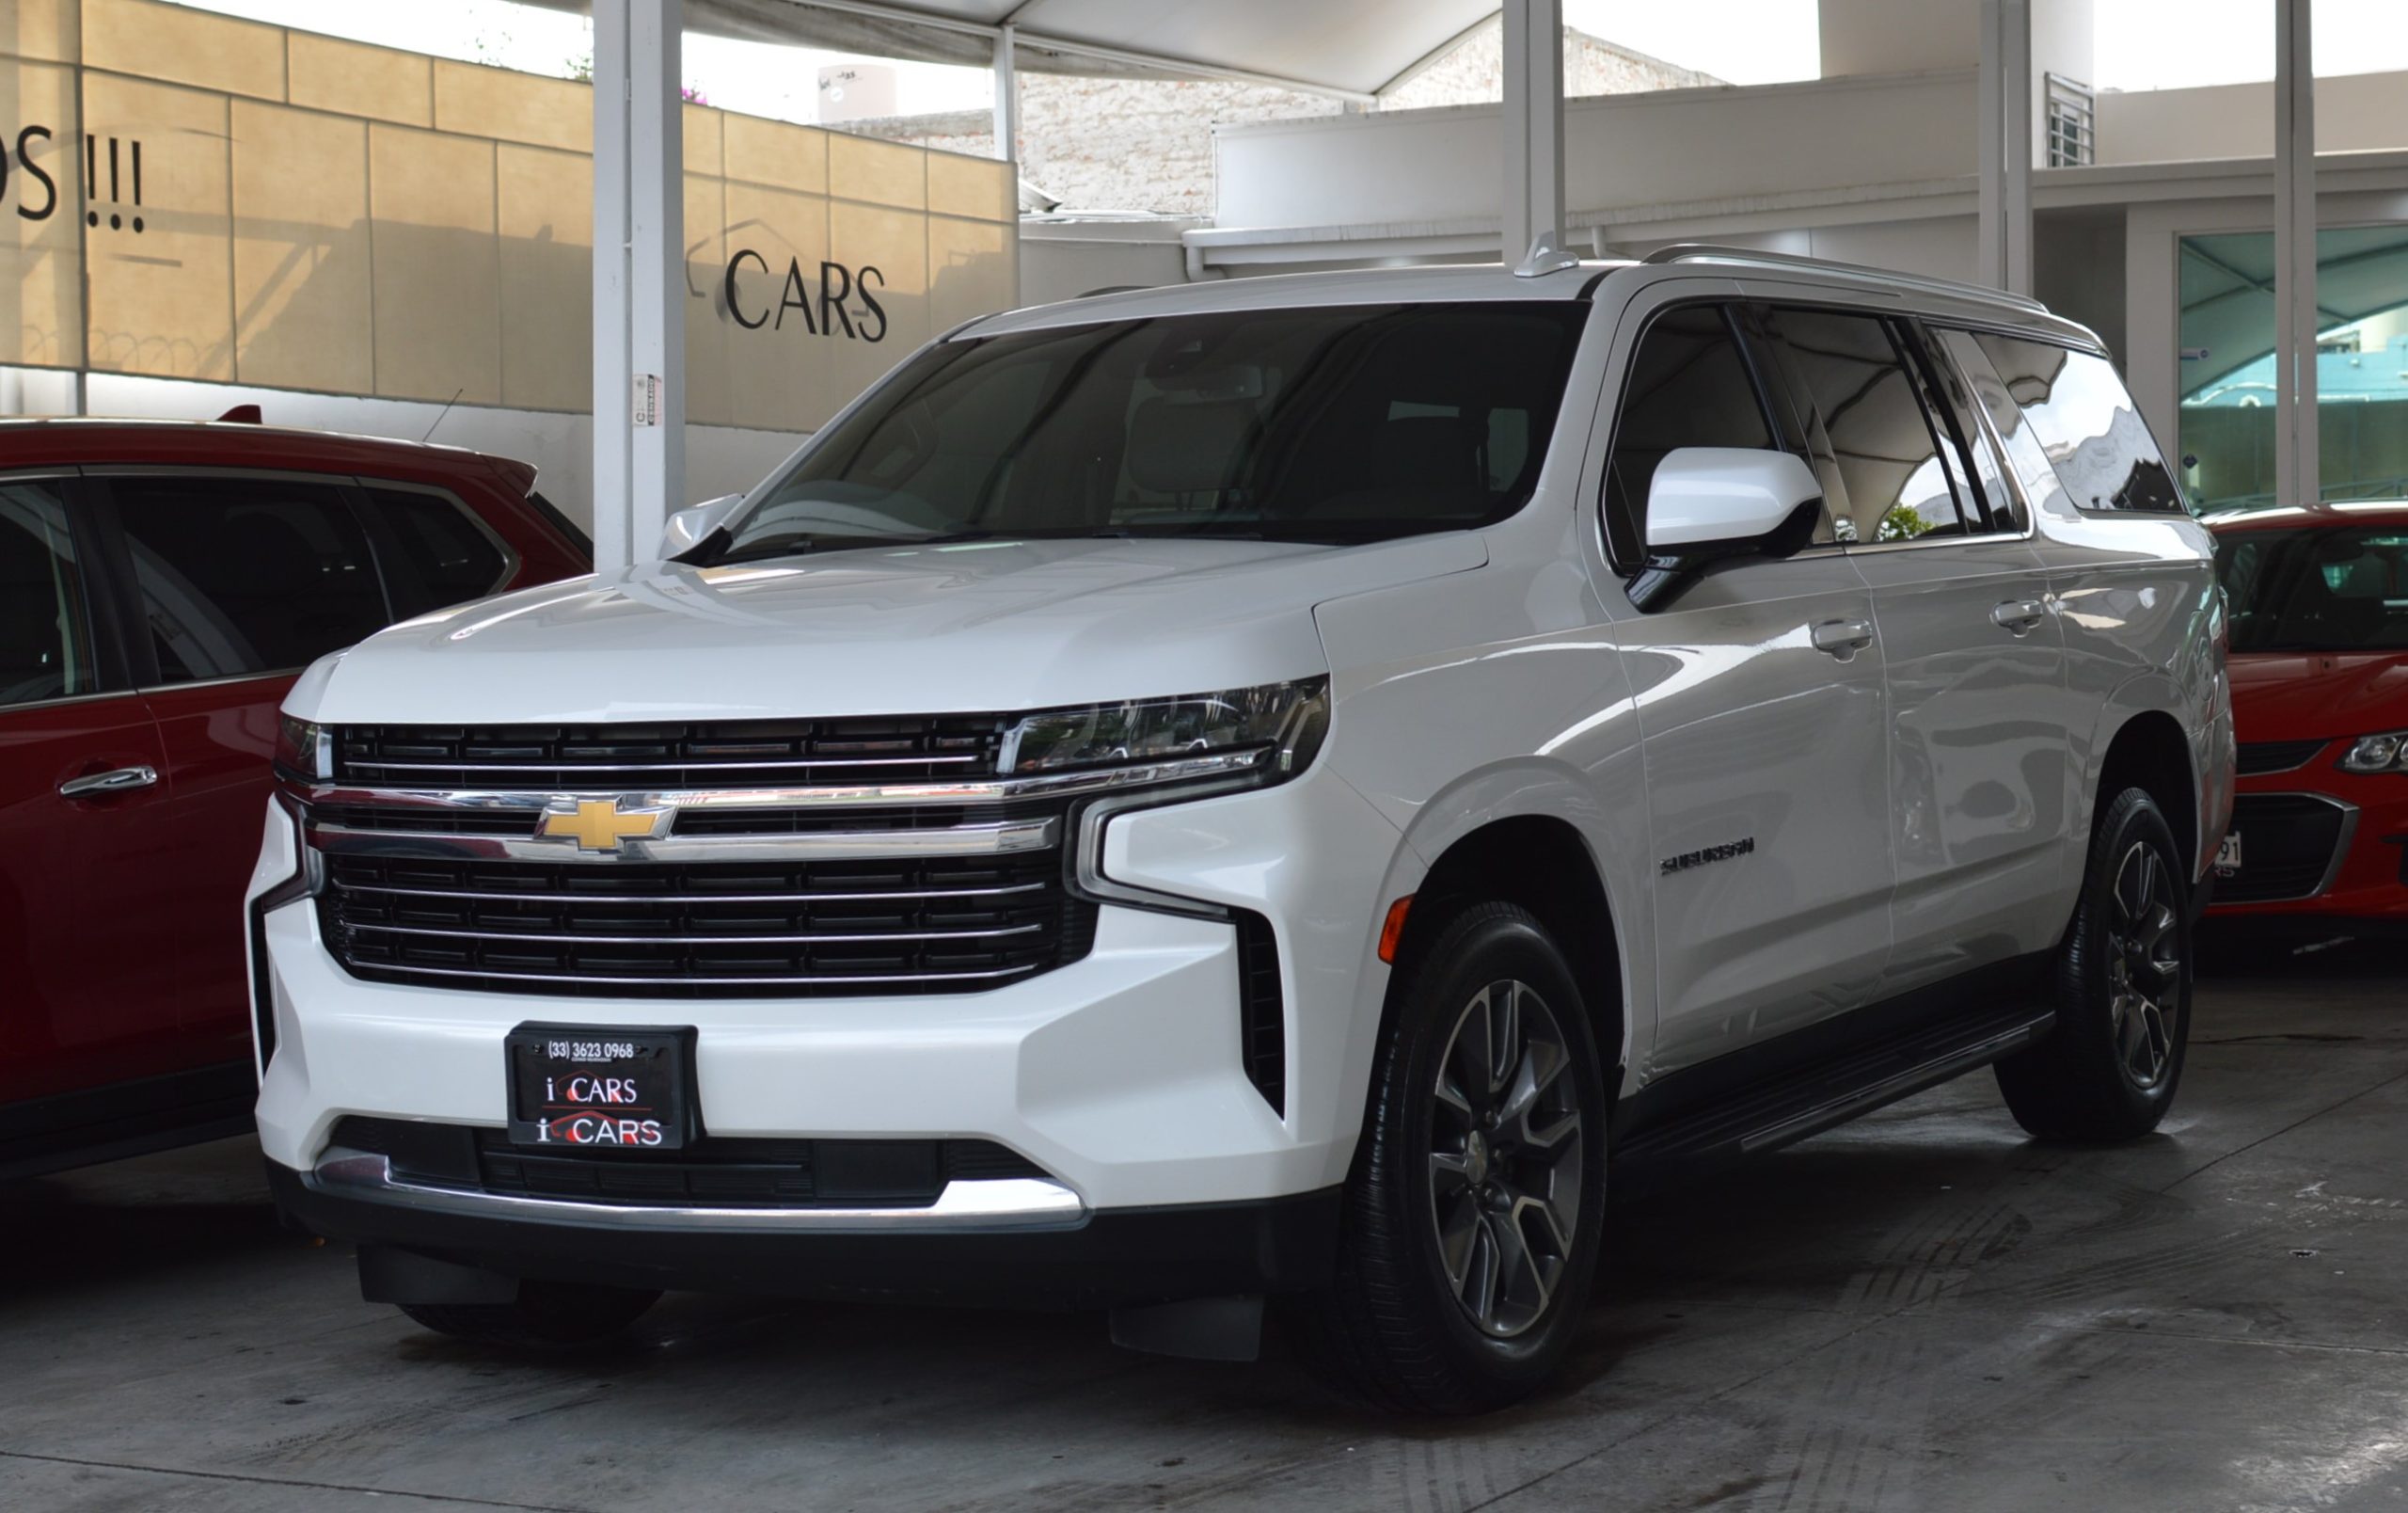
[
  {"left": 1995, "top": 786, "right": 2193, "bottom": 1141},
  {"left": 1294, "top": 901, "right": 1609, "bottom": 1415},
  {"left": 399, "top": 1280, "right": 659, "bottom": 1347}
]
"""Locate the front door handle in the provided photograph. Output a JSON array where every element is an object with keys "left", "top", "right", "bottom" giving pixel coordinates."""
[
  {"left": 1990, "top": 598, "right": 2048, "bottom": 635},
  {"left": 58, "top": 765, "right": 158, "bottom": 799},
  {"left": 1811, "top": 618, "right": 1876, "bottom": 657}
]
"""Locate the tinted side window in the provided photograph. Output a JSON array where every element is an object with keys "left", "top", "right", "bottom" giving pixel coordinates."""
[
  {"left": 363, "top": 486, "right": 510, "bottom": 617},
  {"left": 1759, "top": 307, "right": 1972, "bottom": 545},
  {"left": 1603, "top": 304, "right": 1775, "bottom": 566},
  {"left": 1970, "top": 333, "right": 2188, "bottom": 515},
  {"left": 113, "top": 477, "right": 388, "bottom": 683},
  {"left": 0, "top": 481, "right": 98, "bottom": 708}
]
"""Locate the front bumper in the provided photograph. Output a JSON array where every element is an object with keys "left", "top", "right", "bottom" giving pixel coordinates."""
[
  {"left": 2206, "top": 758, "right": 2408, "bottom": 923},
  {"left": 269, "top": 1157, "right": 1339, "bottom": 1307},
  {"left": 248, "top": 762, "right": 1409, "bottom": 1260}
]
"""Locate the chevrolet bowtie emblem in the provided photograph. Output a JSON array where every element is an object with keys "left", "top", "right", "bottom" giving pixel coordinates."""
[{"left": 538, "top": 798, "right": 670, "bottom": 852}]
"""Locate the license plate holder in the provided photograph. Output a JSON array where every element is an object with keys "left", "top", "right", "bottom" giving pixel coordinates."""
[
  {"left": 2215, "top": 830, "right": 2242, "bottom": 876},
  {"left": 505, "top": 1024, "right": 698, "bottom": 1151}
]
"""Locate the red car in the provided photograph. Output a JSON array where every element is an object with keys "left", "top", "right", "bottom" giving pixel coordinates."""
[
  {"left": 1, "top": 418, "right": 589, "bottom": 1179},
  {"left": 2208, "top": 502, "right": 2408, "bottom": 936}
]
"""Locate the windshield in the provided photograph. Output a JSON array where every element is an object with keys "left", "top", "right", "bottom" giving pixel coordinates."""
[
  {"left": 705, "top": 301, "right": 1592, "bottom": 564},
  {"left": 2217, "top": 525, "right": 2408, "bottom": 652}
]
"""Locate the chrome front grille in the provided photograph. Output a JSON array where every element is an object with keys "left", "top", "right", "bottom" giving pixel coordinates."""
[
  {"left": 305, "top": 720, "right": 1102, "bottom": 998},
  {"left": 318, "top": 849, "right": 1088, "bottom": 996}
]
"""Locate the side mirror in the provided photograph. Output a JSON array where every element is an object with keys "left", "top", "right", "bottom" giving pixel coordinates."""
[
  {"left": 1644, "top": 448, "right": 1824, "bottom": 557},
  {"left": 659, "top": 494, "right": 746, "bottom": 560}
]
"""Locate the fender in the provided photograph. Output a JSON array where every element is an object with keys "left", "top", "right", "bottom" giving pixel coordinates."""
[
  {"left": 1380, "top": 756, "right": 1648, "bottom": 1094},
  {"left": 2078, "top": 669, "right": 2222, "bottom": 888}
]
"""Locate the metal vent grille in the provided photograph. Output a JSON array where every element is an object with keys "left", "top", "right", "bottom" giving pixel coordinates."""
[
  {"left": 319, "top": 846, "right": 1095, "bottom": 997},
  {"left": 2217, "top": 794, "right": 2349, "bottom": 903},
  {"left": 2236, "top": 740, "right": 2328, "bottom": 776},
  {"left": 1235, "top": 910, "right": 1286, "bottom": 1117}
]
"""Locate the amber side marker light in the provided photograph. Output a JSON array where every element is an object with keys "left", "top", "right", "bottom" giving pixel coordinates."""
[{"left": 1377, "top": 895, "right": 1415, "bottom": 964}]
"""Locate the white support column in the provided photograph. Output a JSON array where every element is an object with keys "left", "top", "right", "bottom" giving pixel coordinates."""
[
  {"left": 2003, "top": 0, "right": 2033, "bottom": 295},
  {"left": 1976, "top": 0, "right": 2034, "bottom": 295},
  {"left": 591, "top": 0, "right": 685, "bottom": 574},
  {"left": 992, "top": 23, "right": 1018, "bottom": 162},
  {"left": 1499, "top": 0, "right": 1563, "bottom": 263},
  {"left": 2274, "top": 0, "right": 2318, "bottom": 507}
]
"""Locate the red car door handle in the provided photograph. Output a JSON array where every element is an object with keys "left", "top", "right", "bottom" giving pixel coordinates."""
[{"left": 58, "top": 765, "right": 158, "bottom": 799}]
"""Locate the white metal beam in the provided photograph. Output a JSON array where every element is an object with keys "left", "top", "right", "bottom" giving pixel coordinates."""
[
  {"left": 992, "top": 21, "right": 1018, "bottom": 161},
  {"left": 1500, "top": 0, "right": 1563, "bottom": 263},
  {"left": 2275, "top": 0, "right": 2318, "bottom": 506},
  {"left": 750, "top": 0, "right": 1380, "bottom": 104},
  {"left": 591, "top": 0, "right": 687, "bottom": 573}
]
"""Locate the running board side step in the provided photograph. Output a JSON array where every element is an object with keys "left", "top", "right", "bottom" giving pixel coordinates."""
[{"left": 1614, "top": 1003, "right": 2057, "bottom": 1188}]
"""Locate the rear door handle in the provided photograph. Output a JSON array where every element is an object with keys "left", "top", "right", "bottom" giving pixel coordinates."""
[
  {"left": 1811, "top": 619, "right": 1876, "bottom": 657},
  {"left": 1990, "top": 598, "right": 2048, "bottom": 635},
  {"left": 58, "top": 765, "right": 158, "bottom": 799}
]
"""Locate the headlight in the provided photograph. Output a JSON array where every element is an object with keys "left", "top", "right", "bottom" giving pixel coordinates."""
[
  {"left": 275, "top": 715, "right": 331, "bottom": 782},
  {"left": 2340, "top": 731, "right": 2408, "bottom": 773},
  {"left": 1002, "top": 678, "right": 1330, "bottom": 787}
]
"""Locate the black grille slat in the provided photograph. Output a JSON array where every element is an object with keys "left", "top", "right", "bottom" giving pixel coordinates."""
[
  {"left": 335, "top": 718, "right": 1009, "bottom": 790},
  {"left": 2236, "top": 740, "right": 2329, "bottom": 776}
]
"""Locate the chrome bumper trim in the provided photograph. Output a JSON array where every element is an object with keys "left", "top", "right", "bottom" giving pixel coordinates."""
[
  {"left": 307, "top": 1152, "right": 1089, "bottom": 1232},
  {"left": 304, "top": 816, "right": 1059, "bottom": 864},
  {"left": 295, "top": 751, "right": 1268, "bottom": 815}
]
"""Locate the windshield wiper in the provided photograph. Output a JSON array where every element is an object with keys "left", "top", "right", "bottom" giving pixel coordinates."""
[{"left": 702, "top": 530, "right": 1007, "bottom": 565}]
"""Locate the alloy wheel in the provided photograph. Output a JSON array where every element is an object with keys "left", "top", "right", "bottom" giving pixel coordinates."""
[
  {"left": 2104, "top": 839, "right": 2181, "bottom": 1091},
  {"left": 1426, "top": 979, "right": 1586, "bottom": 1339}
]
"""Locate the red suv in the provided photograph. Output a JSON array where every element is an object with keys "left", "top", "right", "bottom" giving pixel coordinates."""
[
  {"left": 2208, "top": 502, "right": 2408, "bottom": 936},
  {"left": 0, "top": 419, "right": 589, "bottom": 1179}
]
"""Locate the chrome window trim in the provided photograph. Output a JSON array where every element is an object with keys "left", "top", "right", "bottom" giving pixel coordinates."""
[
  {"left": 294, "top": 752, "right": 1273, "bottom": 814},
  {"left": 0, "top": 686, "right": 141, "bottom": 716},
  {"left": 309, "top": 1152, "right": 1087, "bottom": 1232},
  {"left": 136, "top": 669, "right": 300, "bottom": 697},
  {"left": 305, "top": 816, "right": 1061, "bottom": 864},
  {"left": 2224, "top": 791, "right": 2360, "bottom": 903}
]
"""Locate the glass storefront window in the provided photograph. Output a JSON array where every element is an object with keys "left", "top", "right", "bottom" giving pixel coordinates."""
[{"left": 2178, "top": 227, "right": 2408, "bottom": 513}]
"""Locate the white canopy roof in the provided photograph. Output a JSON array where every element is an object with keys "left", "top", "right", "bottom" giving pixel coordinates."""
[{"left": 524, "top": 0, "right": 1504, "bottom": 101}]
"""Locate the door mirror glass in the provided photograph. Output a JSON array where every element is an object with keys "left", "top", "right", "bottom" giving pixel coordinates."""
[
  {"left": 1643, "top": 448, "right": 1824, "bottom": 556},
  {"left": 659, "top": 494, "right": 747, "bottom": 560}
]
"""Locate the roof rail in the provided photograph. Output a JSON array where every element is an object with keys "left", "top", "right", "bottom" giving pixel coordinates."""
[{"left": 1639, "top": 244, "right": 2051, "bottom": 315}]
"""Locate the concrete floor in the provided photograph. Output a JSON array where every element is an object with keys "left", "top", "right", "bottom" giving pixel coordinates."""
[{"left": 6, "top": 946, "right": 2408, "bottom": 1512}]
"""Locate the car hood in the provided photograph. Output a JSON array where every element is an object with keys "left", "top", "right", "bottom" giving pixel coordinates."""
[
  {"left": 297, "top": 533, "right": 1487, "bottom": 724},
  {"left": 2229, "top": 651, "right": 2408, "bottom": 743}
]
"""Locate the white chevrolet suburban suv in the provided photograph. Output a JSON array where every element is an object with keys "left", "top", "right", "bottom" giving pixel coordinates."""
[{"left": 252, "top": 247, "right": 2233, "bottom": 1413}]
